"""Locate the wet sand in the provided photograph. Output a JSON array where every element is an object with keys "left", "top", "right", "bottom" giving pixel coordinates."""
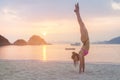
[{"left": 0, "top": 60, "right": 120, "bottom": 80}]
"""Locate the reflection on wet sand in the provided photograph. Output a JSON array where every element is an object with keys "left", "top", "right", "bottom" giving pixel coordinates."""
[{"left": 42, "top": 45, "right": 47, "bottom": 61}]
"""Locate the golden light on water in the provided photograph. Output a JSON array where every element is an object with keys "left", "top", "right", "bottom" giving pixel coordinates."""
[{"left": 42, "top": 45, "right": 47, "bottom": 61}]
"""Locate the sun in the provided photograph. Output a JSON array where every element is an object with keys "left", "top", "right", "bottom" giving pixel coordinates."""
[{"left": 42, "top": 32, "right": 47, "bottom": 36}]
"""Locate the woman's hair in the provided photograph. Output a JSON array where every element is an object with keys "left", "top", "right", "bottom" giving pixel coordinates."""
[
  {"left": 71, "top": 52, "right": 79, "bottom": 66},
  {"left": 71, "top": 52, "right": 79, "bottom": 60}
]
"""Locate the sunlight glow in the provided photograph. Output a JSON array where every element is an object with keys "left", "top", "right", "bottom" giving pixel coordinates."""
[
  {"left": 42, "top": 32, "right": 47, "bottom": 36},
  {"left": 42, "top": 45, "right": 47, "bottom": 61}
]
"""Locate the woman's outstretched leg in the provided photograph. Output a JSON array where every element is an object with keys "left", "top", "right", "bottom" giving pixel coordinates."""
[{"left": 74, "top": 3, "right": 89, "bottom": 45}]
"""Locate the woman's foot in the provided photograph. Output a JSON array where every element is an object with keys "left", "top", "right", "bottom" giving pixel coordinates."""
[{"left": 74, "top": 3, "right": 80, "bottom": 14}]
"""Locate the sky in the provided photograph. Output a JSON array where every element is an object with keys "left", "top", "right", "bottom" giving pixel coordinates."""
[{"left": 0, "top": 0, "right": 120, "bottom": 43}]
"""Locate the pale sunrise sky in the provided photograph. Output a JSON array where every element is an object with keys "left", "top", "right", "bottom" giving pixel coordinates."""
[{"left": 0, "top": 0, "right": 120, "bottom": 43}]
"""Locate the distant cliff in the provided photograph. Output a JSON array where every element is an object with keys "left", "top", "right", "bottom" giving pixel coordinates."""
[
  {"left": 108, "top": 36, "right": 120, "bottom": 44},
  {"left": 13, "top": 39, "right": 27, "bottom": 45},
  {"left": 28, "top": 35, "right": 47, "bottom": 45},
  {"left": 0, "top": 35, "right": 47, "bottom": 46},
  {"left": 0, "top": 35, "right": 10, "bottom": 46},
  {"left": 94, "top": 36, "right": 120, "bottom": 44}
]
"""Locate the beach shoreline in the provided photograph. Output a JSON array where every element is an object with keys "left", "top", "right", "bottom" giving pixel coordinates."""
[{"left": 0, "top": 60, "right": 120, "bottom": 80}]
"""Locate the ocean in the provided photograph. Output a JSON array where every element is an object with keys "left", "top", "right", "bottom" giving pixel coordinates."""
[{"left": 0, "top": 44, "right": 120, "bottom": 63}]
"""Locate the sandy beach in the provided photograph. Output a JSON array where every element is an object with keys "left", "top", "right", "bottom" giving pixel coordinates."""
[{"left": 0, "top": 60, "right": 120, "bottom": 80}]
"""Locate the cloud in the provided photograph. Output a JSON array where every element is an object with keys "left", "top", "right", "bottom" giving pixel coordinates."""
[
  {"left": 111, "top": 0, "right": 120, "bottom": 10},
  {"left": 3, "top": 8, "right": 16, "bottom": 15},
  {"left": 1, "top": 8, "right": 21, "bottom": 21}
]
